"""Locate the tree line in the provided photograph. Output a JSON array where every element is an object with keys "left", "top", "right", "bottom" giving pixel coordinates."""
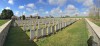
[{"left": 0, "top": 9, "right": 14, "bottom": 19}]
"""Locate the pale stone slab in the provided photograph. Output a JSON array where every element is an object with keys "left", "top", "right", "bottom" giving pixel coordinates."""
[
  {"left": 42, "top": 28, "right": 47, "bottom": 36},
  {"left": 30, "top": 30, "right": 35, "bottom": 40}
]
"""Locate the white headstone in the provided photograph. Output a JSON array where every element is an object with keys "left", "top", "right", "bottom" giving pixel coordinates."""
[
  {"left": 36, "top": 29, "right": 42, "bottom": 38},
  {"left": 23, "top": 24, "right": 26, "bottom": 31},
  {"left": 30, "top": 30, "right": 35, "bottom": 40},
  {"left": 13, "top": 22, "right": 16, "bottom": 27},
  {"left": 42, "top": 28, "right": 47, "bottom": 36},
  {"left": 45, "top": 22, "right": 47, "bottom": 27},
  {"left": 38, "top": 20, "right": 40, "bottom": 29},
  {"left": 34, "top": 23, "right": 36, "bottom": 30}
]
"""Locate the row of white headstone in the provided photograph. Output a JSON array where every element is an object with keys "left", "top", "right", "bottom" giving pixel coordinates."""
[
  {"left": 30, "top": 19, "right": 76, "bottom": 40},
  {"left": 14, "top": 18, "right": 67, "bottom": 27},
  {"left": 14, "top": 18, "right": 67, "bottom": 31}
]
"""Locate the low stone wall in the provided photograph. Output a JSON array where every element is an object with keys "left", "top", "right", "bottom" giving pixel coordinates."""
[
  {"left": 0, "top": 20, "right": 12, "bottom": 46},
  {"left": 85, "top": 18, "right": 100, "bottom": 46}
]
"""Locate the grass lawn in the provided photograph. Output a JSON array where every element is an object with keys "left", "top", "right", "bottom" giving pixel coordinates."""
[
  {"left": 4, "top": 19, "right": 88, "bottom": 46},
  {"left": 0, "top": 20, "right": 8, "bottom": 26},
  {"left": 89, "top": 19, "right": 100, "bottom": 26},
  {"left": 35, "top": 19, "right": 88, "bottom": 46},
  {"left": 4, "top": 27, "right": 38, "bottom": 46}
]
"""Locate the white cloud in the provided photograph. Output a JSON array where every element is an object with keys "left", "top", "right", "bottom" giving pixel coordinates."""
[
  {"left": 27, "top": 3, "right": 35, "bottom": 8},
  {"left": 15, "top": 11, "right": 19, "bottom": 15},
  {"left": 19, "top": 6, "right": 24, "bottom": 9},
  {"left": 48, "top": 0, "right": 67, "bottom": 6},
  {"left": 39, "top": 9, "right": 44, "bottom": 12},
  {"left": 50, "top": 7, "right": 63, "bottom": 17},
  {"left": 83, "top": 0, "right": 94, "bottom": 7},
  {"left": 83, "top": 11, "right": 89, "bottom": 16},
  {"left": 64, "top": 4, "right": 79, "bottom": 16},
  {"left": 5, "top": 7, "right": 11, "bottom": 9},
  {"left": 18, "top": 3, "right": 35, "bottom": 11},
  {"left": 45, "top": 11, "right": 49, "bottom": 14},
  {"left": 8, "top": 0, "right": 14, "bottom": 5},
  {"left": 23, "top": 11, "right": 26, "bottom": 15},
  {"left": 25, "top": 3, "right": 35, "bottom": 11},
  {"left": 26, "top": 8, "right": 32, "bottom": 11},
  {"left": 39, "top": 0, "right": 42, "bottom": 3},
  {"left": 83, "top": 12, "right": 87, "bottom": 14},
  {"left": 31, "top": 10, "right": 39, "bottom": 16},
  {"left": 38, "top": 0, "right": 46, "bottom": 4},
  {"left": 31, "top": 12, "right": 38, "bottom": 16},
  {"left": 1, "top": 8, "right": 3, "bottom": 11},
  {"left": 76, "top": 0, "right": 85, "bottom": 3},
  {"left": 66, "top": 4, "right": 76, "bottom": 10},
  {"left": 76, "top": 0, "right": 94, "bottom": 7}
]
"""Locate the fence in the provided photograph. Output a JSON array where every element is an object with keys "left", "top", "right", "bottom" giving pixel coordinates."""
[{"left": 85, "top": 18, "right": 100, "bottom": 46}]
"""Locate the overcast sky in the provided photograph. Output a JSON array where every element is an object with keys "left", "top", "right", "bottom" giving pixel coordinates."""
[{"left": 0, "top": 0, "right": 99, "bottom": 17}]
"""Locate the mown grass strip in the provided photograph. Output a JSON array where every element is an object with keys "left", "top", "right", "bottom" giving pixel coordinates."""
[
  {"left": 89, "top": 19, "right": 100, "bottom": 26},
  {"left": 0, "top": 20, "right": 8, "bottom": 26},
  {"left": 36, "top": 19, "right": 88, "bottom": 46}
]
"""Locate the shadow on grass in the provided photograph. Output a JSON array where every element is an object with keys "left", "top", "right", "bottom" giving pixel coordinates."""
[{"left": 4, "top": 26, "right": 38, "bottom": 46}]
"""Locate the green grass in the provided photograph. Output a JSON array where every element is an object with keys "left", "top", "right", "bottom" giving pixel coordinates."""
[
  {"left": 4, "top": 27, "right": 38, "bottom": 46},
  {"left": 4, "top": 19, "right": 88, "bottom": 46},
  {"left": 69, "top": 16, "right": 88, "bottom": 18},
  {"left": 90, "top": 19, "right": 100, "bottom": 26},
  {"left": 35, "top": 19, "right": 88, "bottom": 46},
  {"left": 0, "top": 20, "right": 8, "bottom": 26}
]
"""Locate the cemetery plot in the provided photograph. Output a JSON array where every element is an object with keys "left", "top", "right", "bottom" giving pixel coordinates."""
[
  {"left": 35, "top": 19, "right": 88, "bottom": 46},
  {"left": 15, "top": 18, "right": 70, "bottom": 30},
  {"left": 26, "top": 18, "right": 77, "bottom": 40},
  {"left": 13, "top": 18, "right": 77, "bottom": 41},
  {"left": 4, "top": 18, "right": 87, "bottom": 46}
]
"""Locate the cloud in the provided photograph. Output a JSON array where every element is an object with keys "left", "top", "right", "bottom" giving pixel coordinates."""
[
  {"left": 27, "top": 3, "right": 35, "bottom": 8},
  {"left": 8, "top": 0, "right": 14, "bottom": 5},
  {"left": 25, "top": 3, "right": 35, "bottom": 11},
  {"left": 15, "top": 11, "right": 19, "bottom": 15},
  {"left": 64, "top": 4, "right": 79, "bottom": 16},
  {"left": 39, "top": 9, "right": 44, "bottom": 12},
  {"left": 5, "top": 7, "right": 11, "bottom": 9},
  {"left": 18, "top": 3, "right": 35, "bottom": 11},
  {"left": 66, "top": 4, "right": 77, "bottom": 10},
  {"left": 94, "top": 0, "right": 100, "bottom": 7},
  {"left": 37, "top": 0, "right": 46, "bottom": 4},
  {"left": 26, "top": 8, "right": 32, "bottom": 11},
  {"left": 19, "top": 6, "right": 24, "bottom": 9},
  {"left": 83, "top": 10, "right": 89, "bottom": 16},
  {"left": 83, "top": 0, "right": 94, "bottom": 7},
  {"left": 76, "top": 0, "right": 85, "bottom": 3},
  {"left": 48, "top": 0, "right": 67, "bottom": 6},
  {"left": 50, "top": 7, "right": 63, "bottom": 17},
  {"left": 45, "top": 11, "right": 49, "bottom": 14},
  {"left": 23, "top": 11, "right": 26, "bottom": 15},
  {"left": 76, "top": 0, "right": 94, "bottom": 7},
  {"left": 31, "top": 12, "right": 38, "bottom": 16}
]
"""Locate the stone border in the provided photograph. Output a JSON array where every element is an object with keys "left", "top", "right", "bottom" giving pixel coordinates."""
[
  {"left": 85, "top": 18, "right": 100, "bottom": 46},
  {"left": 0, "top": 20, "right": 12, "bottom": 46}
]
